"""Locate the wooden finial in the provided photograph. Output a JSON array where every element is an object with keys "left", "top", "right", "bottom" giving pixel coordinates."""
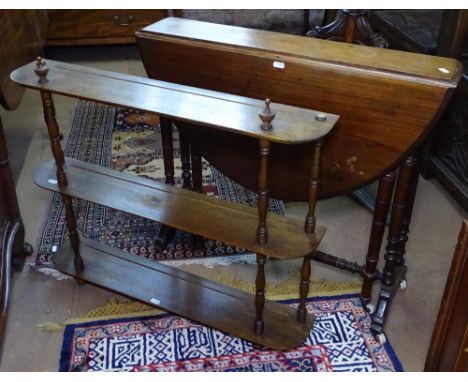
[
  {"left": 34, "top": 56, "right": 49, "bottom": 84},
  {"left": 258, "top": 99, "right": 275, "bottom": 130}
]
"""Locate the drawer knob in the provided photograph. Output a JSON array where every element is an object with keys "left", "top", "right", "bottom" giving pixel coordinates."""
[{"left": 114, "top": 15, "right": 134, "bottom": 26}]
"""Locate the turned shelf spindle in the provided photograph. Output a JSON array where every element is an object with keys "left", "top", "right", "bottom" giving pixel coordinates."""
[
  {"left": 298, "top": 140, "right": 324, "bottom": 322},
  {"left": 254, "top": 253, "right": 267, "bottom": 335},
  {"left": 297, "top": 257, "right": 311, "bottom": 322},
  {"left": 36, "top": 58, "right": 83, "bottom": 275},
  {"left": 258, "top": 99, "right": 275, "bottom": 131},
  {"left": 34, "top": 56, "right": 49, "bottom": 84},
  {"left": 40, "top": 91, "right": 68, "bottom": 187},
  {"left": 305, "top": 141, "right": 323, "bottom": 234},
  {"left": 257, "top": 140, "right": 270, "bottom": 245}
]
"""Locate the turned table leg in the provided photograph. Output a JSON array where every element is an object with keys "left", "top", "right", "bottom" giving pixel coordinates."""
[
  {"left": 360, "top": 171, "right": 396, "bottom": 304},
  {"left": 396, "top": 155, "right": 420, "bottom": 268},
  {"left": 40, "top": 90, "right": 83, "bottom": 275},
  {"left": 155, "top": 117, "right": 177, "bottom": 250},
  {"left": 178, "top": 130, "right": 205, "bottom": 248},
  {"left": 372, "top": 155, "right": 418, "bottom": 335},
  {"left": 179, "top": 133, "right": 192, "bottom": 190},
  {"left": 190, "top": 146, "right": 203, "bottom": 194}
]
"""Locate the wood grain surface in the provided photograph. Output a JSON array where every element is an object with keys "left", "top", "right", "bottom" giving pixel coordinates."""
[
  {"left": 55, "top": 238, "right": 315, "bottom": 350},
  {"left": 35, "top": 159, "right": 326, "bottom": 260},
  {"left": 11, "top": 60, "right": 337, "bottom": 145},
  {"left": 137, "top": 17, "right": 461, "bottom": 200}
]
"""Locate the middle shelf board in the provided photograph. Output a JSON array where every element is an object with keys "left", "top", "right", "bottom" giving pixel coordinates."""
[
  {"left": 35, "top": 158, "right": 325, "bottom": 260},
  {"left": 55, "top": 238, "right": 315, "bottom": 350}
]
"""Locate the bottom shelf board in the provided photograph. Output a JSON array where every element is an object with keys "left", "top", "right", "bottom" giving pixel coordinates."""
[{"left": 54, "top": 238, "right": 315, "bottom": 350}]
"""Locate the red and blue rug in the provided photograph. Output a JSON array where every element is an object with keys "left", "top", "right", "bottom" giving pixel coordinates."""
[{"left": 59, "top": 294, "right": 403, "bottom": 372}]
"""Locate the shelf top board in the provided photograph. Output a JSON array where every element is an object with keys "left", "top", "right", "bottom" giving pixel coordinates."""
[
  {"left": 11, "top": 59, "right": 338, "bottom": 144},
  {"left": 138, "top": 17, "right": 462, "bottom": 88}
]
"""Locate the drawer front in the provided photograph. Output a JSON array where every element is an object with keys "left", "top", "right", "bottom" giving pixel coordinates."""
[{"left": 47, "top": 10, "right": 166, "bottom": 44}]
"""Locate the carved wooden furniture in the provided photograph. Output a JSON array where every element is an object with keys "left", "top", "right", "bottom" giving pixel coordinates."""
[
  {"left": 370, "top": 10, "right": 468, "bottom": 211},
  {"left": 46, "top": 10, "right": 167, "bottom": 46},
  {"left": 425, "top": 220, "right": 468, "bottom": 371},
  {"left": 11, "top": 58, "right": 338, "bottom": 349},
  {"left": 305, "top": 9, "right": 388, "bottom": 48},
  {"left": 136, "top": 17, "right": 461, "bottom": 342},
  {"left": 0, "top": 9, "right": 46, "bottom": 360}
]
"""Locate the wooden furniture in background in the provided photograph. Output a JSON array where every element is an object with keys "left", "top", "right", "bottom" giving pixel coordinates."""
[
  {"left": 305, "top": 9, "right": 388, "bottom": 48},
  {"left": 46, "top": 10, "right": 167, "bottom": 46},
  {"left": 302, "top": 10, "right": 337, "bottom": 35},
  {"left": 370, "top": 9, "right": 468, "bottom": 211},
  {"left": 425, "top": 220, "right": 468, "bottom": 372},
  {"left": 0, "top": 9, "right": 46, "bottom": 361},
  {"left": 11, "top": 58, "right": 338, "bottom": 349},
  {"left": 136, "top": 17, "right": 461, "bottom": 341}
]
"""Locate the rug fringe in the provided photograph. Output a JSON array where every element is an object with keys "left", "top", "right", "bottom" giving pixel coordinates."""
[
  {"left": 161, "top": 254, "right": 257, "bottom": 268},
  {"left": 31, "top": 265, "right": 72, "bottom": 281},
  {"left": 37, "top": 322, "right": 66, "bottom": 332}
]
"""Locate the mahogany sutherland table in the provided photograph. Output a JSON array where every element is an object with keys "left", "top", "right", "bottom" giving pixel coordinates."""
[
  {"left": 11, "top": 58, "right": 339, "bottom": 349},
  {"left": 136, "top": 17, "right": 462, "bottom": 341}
]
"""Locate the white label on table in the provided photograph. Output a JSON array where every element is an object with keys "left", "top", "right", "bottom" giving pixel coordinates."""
[
  {"left": 273, "top": 61, "right": 285, "bottom": 69},
  {"left": 150, "top": 298, "right": 161, "bottom": 305}
]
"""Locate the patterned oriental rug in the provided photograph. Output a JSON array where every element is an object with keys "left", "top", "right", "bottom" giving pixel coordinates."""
[
  {"left": 59, "top": 294, "right": 403, "bottom": 372},
  {"left": 34, "top": 100, "right": 284, "bottom": 272}
]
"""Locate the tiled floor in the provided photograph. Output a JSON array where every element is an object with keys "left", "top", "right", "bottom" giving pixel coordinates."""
[{"left": 0, "top": 45, "right": 466, "bottom": 371}]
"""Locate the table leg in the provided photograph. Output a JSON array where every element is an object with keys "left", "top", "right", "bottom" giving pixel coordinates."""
[
  {"left": 187, "top": 145, "right": 205, "bottom": 248},
  {"left": 155, "top": 117, "right": 177, "bottom": 251},
  {"left": 396, "top": 155, "right": 420, "bottom": 268},
  {"left": 372, "top": 155, "right": 418, "bottom": 335},
  {"left": 179, "top": 132, "right": 192, "bottom": 190},
  {"left": 190, "top": 147, "right": 203, "bottom": 194},
  {"left": 360, "top": 171, "right": 396, "bottom": 304}
]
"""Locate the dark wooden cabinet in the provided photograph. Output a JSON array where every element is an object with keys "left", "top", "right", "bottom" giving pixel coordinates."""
[
  {"left": 46, "top": 10, "right": 167, "bottom": 46},
  {"left": 425, "top": 220, "right": 468, "bottom": 372},
  {"left": 0, "top": 9, "right": 45, "bottom": 359}
]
